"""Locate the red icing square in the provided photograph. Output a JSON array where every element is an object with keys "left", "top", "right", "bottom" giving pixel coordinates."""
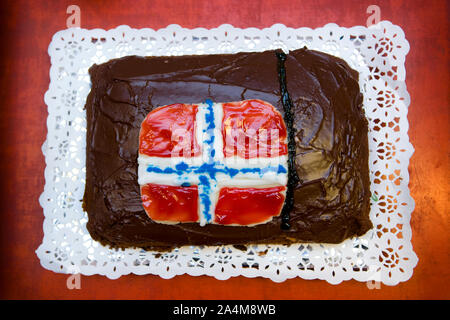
[
  {"left": 222, "top": 99, "right": 287, "bottom": 158},
  {"left": 214, "top": 186, "right": 286, "bottom": 225},
  {"left": 141, "top": 184, "right": 199, "bottom": 223},
  {"left": 139, "top": 103, "right": 201, "bottom": 157}
]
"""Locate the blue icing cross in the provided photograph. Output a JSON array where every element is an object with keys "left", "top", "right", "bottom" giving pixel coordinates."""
[
  {"left": 146, "top": 99, "right": 288, "bottom": 224},
  {"left": 146, "top": 163, "right": 287, "bottom": 178},
  {"left": 204, "top": 99, "right": 215, "bottom": 163}
]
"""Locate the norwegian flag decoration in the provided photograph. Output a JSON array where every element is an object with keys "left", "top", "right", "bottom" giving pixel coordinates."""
[{"left": 138, "top": 99, "right": 288, "bottom": 226}]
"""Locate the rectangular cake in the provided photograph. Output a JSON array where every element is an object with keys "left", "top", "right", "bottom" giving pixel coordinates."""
[{"left": 82, "top": 48, "right": 373, "bottom": 249}]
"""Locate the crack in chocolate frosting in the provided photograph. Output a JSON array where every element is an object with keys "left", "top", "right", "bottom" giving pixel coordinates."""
[{"left": 83, "top": 48, "right": 372, "bottom": 249}]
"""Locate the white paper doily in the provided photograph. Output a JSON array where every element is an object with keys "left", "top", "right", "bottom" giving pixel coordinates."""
[{"left": 37, "top": 21, "right": 417, "bottom": 285}]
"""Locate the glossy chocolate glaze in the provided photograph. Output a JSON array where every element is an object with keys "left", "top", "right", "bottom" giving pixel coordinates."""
[{"left": 83, "top": 48, "right": 372, "bottom": 249}]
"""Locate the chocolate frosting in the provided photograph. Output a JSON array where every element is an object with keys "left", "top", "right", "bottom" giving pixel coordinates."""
[{"left": 83, "top": 48, "right": 372, "bottom": 249}]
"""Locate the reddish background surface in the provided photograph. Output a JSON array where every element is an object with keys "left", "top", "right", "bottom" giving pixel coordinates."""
[{"left": 0, "top": 0, "right": 448, "bottom": 299}]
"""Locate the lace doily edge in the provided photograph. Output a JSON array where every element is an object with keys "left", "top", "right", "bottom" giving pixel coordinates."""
[{"left": 37, "top": 21, "right": 418, "bottom": 285}]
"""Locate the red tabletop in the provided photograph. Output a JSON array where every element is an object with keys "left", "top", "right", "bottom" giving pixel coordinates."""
[{"left": 0, "top": 0, "right": 448, "bottom": 299}]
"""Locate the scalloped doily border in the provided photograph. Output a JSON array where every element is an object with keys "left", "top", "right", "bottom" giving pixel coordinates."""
[{"left": 37, "top": 22, "right": 417, "bottom": 285}]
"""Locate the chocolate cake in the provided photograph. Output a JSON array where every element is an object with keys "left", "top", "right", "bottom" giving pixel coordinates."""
[{"left": 82, "top": 48, "right": 372, "bottom": 249}]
